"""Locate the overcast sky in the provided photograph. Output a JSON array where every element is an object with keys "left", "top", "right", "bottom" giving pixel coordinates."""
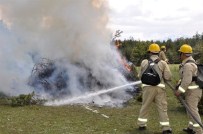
[{"left": 108, "top": 0, "right": 203, "bottom": 41}]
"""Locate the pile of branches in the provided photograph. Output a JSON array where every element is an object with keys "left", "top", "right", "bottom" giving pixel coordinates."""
[
  {"left": 28, "top": 58, "right": 70, "bottom": 97},
  {"left": 28, "top": 58, "right": 105, "bottom": 98},
  {"left": 28, "top": 58, "right": 139, "bottom": 104}
]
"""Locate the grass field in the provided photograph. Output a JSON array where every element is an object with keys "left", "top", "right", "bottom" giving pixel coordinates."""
[{"left": 0, "top": 64, "right": 202, "bottom": 134}]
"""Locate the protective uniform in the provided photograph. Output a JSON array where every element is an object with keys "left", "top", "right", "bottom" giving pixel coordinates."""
[
  {"left": 159, "top": 51, "right": 168, "bottom": 62},
  {"left": 177, "top": 44, "right": 203, "bottom": 134},
  {"left": 159, "top": 46, "right": 169, "bottom": 63},
  {"left": 137, "top": 44, "right": 172, "bottom": 132}
]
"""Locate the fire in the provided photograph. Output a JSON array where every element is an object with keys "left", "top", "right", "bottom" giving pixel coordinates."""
[
  {"left": 91, "top": 0, "right": 106, "bottom": 9},
  {"left": 41, "top": 16, "right": 53, "bottom": 29},
  {"left": 0, "top": 6, "right": 2, "bottom": 19},
  {"left": 0, "top": 5, "right": 12, "bottom": 28}
]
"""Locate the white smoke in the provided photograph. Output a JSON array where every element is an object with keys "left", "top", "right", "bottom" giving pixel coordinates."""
[{"left": 0, "top": 0, "right": 134, "bottom": 106}]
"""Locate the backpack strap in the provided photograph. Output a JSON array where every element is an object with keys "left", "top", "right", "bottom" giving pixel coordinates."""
[
  {"left": 148, "top": 58, "right": 160, "bottom": 64},
  {"left": 148, "top": 58, "right": 152, "bottom": 64},
  {"left": 185, "top": 60, "right": 198, "bottom": 82},
  {"left": 154, "top": 58, "right": 160, "bottom": 64},
  {"left": 186, "top": 60, "right": 196, "bottom": 64}
]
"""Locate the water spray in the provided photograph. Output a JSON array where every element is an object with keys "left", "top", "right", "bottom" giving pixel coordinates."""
[{"left": 45, "top": 80, "right": 142, "bottom": 106}]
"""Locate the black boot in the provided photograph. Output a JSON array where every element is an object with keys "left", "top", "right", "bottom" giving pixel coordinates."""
[
  {"left": 138, "top": 126, "right": 146, "bottom": 130},
  {"left": 162, "top": 129, "right": 172, "bottom": 134},
  {"left": 183, "top": 128, "right": 195, "bottom": 134}
]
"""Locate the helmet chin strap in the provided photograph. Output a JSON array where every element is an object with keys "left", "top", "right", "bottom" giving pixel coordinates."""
[
  {"left": 180, "top": 53, "right": 192, "bottom": 61},
  {"left": 185, "top": 53, "right": 192, "bottom": 57}
]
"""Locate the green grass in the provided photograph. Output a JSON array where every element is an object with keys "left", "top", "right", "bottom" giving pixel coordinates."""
[{"left": 0, "top": 64, "right": 201, "bottom": 134}]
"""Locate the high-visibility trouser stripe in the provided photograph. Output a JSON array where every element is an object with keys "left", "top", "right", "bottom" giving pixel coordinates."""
[
  {"left": 193, "top": 123, "right": 200, "bottom": 128},
  {"left": 160, "top": 122, "right": 170, "bottom": 126},
  {"left": 189, "top": 121, "right": 193, "bottom": 125},
  {"left": 142, "top": 84, "right": 165, "bottom": 88},
  {"left": 178, "top": 86, "right": 185, "bottom": 93},
  {"left": 188, "top": 85, "right": 199, "bottom": 90},
  {"left": 138, "top": 118, "right": 148, "bottom": 122}
]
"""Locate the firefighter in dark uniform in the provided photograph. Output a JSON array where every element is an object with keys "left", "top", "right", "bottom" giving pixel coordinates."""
[
  {"left": 175, "top": 44, "right": 203, "bottom": 134},
  {"left": 137, "top": 43, "right": 172, "bottom": 134}
]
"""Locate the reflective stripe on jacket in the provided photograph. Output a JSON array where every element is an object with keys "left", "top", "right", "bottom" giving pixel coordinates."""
[{"left": 178, "top": 56, "right": 199, "bottom": 93}]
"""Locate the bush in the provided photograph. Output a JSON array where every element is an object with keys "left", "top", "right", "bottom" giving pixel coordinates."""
[{"left": 8, "top": 92, "right": 45, "bottom": 107}]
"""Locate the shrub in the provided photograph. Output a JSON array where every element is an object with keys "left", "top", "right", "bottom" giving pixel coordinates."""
[{"left": 8, "top": 92, "right": 45, "bottom": 107}]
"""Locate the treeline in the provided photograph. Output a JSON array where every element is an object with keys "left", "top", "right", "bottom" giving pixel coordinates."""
[{"left": 118, "top": 32, "right": 203, "bottom": 65}]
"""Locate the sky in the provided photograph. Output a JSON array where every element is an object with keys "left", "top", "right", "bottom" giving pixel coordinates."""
[{"left": 108, "top": 0, "right": 203, "bottom": 41}]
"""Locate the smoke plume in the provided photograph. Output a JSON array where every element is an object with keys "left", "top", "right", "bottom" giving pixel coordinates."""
[{"left": 0, "top": 0, "right": 133, "bottom": 106}]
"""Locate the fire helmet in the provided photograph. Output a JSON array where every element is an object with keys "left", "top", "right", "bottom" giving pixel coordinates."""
[
  {"left": 148, "top": 43, "right": 160, "bottom": 53},
  {"left": 178, "top": 44, "right": 192, "bottom": 54},
  {"left": 161, "top": 45, "right": 166, "bottom": 49}
]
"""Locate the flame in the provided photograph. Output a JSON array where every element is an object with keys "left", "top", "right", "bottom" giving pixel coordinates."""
[
  {"left": 41, "top": 16, "right": 53, "bottom": 29},
  {"left": 91, "top": 0, "right": 106, "bottom": 9},
  {"left": 0, "top": 6, "right": 2, "bottom": 20},
  {"left": 0, "top": 5, "right": 12, "bottom": 28}
]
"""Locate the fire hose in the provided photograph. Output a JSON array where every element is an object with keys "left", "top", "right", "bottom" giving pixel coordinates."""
[{"left": 165, "top": 81, "right": 203, "bottom": 128}]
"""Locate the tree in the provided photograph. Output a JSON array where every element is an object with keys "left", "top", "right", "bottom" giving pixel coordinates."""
[
  {"left": 119, "top": 33, "right": 203, "bottom": 65},
  {"left": 130, "top": 42, "right": 148, "bottom": 65},
  {"left": 193, "top": 41, "right": 203, "bottom": 63}
]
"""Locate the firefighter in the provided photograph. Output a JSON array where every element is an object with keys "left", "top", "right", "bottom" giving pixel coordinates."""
[
  {"left": 137, "top": 43, "right": 172, "bottom": 134},
  {"left": 175, "top": 44, "right": 203, "bottom": 134},
  {"left": 159, "top": 45, "right": 169, "bottom": 63}
]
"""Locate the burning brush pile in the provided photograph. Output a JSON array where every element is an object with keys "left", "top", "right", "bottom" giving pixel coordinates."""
[
  {"left": 27, "top": 58, "right": 137, "bottom": 107},
  {"left": 28, "top": 58, "right": 68, "bottom": 98},
  {"left": 28, "top": 58, "right": 107, "bottom": 98}
]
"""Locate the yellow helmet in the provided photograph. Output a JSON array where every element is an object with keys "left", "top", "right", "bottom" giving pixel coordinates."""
[
  {"left": 178, "top": 44, "right": 192, "bottom": 53},
  {"left": 148, "top": 43, "right": 160, "bottom": 53},
  {"left": 161, "top": 46, "right": 166, "bottom": 49}
]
